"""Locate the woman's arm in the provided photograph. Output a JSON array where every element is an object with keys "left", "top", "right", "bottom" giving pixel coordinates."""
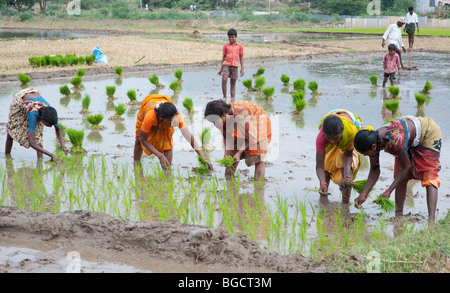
[
  {"left": 54, "top": 125, "right": 68, "bottom": 155},
  {"left": 139, "top": 130, "right": 170, "bottom": 167},
  {"left": 384, "top": 154, "right": 410, "bottom": 198},
  {"left": 180, "top": 127, "right": 213, "bottom": 169},
  {"left": 354, "top": 155, "right": 380, "bottom": 207},
  {"left": 315, "top": 150, "right": 328, "bottom": 194},
  {"left": 27, "top": 131, "right": 58, "bottom": 160}
]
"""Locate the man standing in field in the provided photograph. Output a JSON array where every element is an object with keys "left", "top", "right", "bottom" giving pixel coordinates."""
[
  {"left": 218, "top": 28, "right": 244, "bottom": 103},
  {"left": 382, "top": 18, "right": 407, "bottom": 68},
  {"left": 405, "top": 6, "right": 419, "bottom": 50}
]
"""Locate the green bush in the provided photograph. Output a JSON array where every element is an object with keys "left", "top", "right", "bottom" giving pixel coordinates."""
[{"left": 19, "top": 11, "right": 33, "bottom": 22}]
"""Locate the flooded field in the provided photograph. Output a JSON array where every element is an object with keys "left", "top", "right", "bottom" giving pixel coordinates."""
[{"left": 0, "top": 51, "right": 449, "bottom": 268}]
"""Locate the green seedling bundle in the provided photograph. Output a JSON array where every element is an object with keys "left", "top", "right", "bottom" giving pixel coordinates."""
[
  {"left": 217, "top": 156, "right": 234, "bottom": 167},
  {"left": 149, "top": 74, "right": 165, "bottom": 88}
]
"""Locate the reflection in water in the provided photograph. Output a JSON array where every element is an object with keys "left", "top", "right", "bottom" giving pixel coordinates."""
[{"left": 87, "top": 131, "right": 103, "bottom": 143}]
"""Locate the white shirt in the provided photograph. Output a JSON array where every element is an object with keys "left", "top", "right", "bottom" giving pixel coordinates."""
[
  {"left": 382, "top": 24, "right": 404, "bottom": 48},
  {"left": 406, "top": 12, "right": 419, "bottom": 24}
]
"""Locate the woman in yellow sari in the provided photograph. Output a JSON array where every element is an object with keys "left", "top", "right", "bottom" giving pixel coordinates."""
[
  {"left": 134, "top": 94, "right": 212, "bottom": 170},
  {"left": 315, "top": 109, "right": 363, "bottom": 203}
]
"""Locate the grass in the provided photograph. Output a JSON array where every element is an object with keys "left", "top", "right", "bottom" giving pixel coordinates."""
[
  {"left": 67, "top": 128, "right": 85, "bottom": 154},
  {"left": 127, "top": 90, "right": 138, "bottom": 104},
  {"left": 243, "top": 79, "right": 253, "bottom": 91},
  {"left": 86, "top": 114, "right": 104, "bottom": 129},
  {"left": 77, "top": 68, "right": 85, "bottom": 78},
  {"left": 383, "top": 99, "right": 399, "bottom": 115},
  {"left": 80, "top": 94, "right": 91, "bottom": 114},
  {"left": 420, "top": 80, "right": 433, "bottom": 94},
  {"left": 254, "top": 76, "right": 265, "bottom": 91},
  {"left": 182, "top": 97, "right": 194, "bottom": 114},
  {"left": 292, "top": 28, "right": 450, "bottom": 37},
  {"left": 292, "top": 79, "right": 305, "bottom": 93},
  {"left": 373, "top": 195, "right": 396, "bottom": 213},
  {"left": 18, "top": 73, "right": 31, "bottom": 86},
  {"left": 174, "top": 69, "right": 183, "bottom": 81},
  {"left": 199, "top": 128, "right": 213, "bottom": 152},
  {"left": 70, "top": 76, "right": 82, "bottom": 90},
  {"left": 291, "top": 91, "right": 304, "bottom": 103},
  {"left": 109, "top": 103, "right": 126, "bottom": 120},
  {"left": 106, "top": 86, "right": 116, "bottom": 98},
  {"left": 149, "top": 74, "right": 164, "bottom": 88},
  {"left": 195, "top": 155, "right": 211, "bottom": 175},
  {"left": 59, "top": 85, "right": 71, "bottom": 96},
  {"left": 294, "top": 98, "right": 306, "bottom": 113},
  {"left": 308, "top": 81, "right": 320, "bottom": 94},
  {"left": 281, "top": 74, "right": 290, "bottom": 85},
  {"left": 388, "top": 85, "right": 400, "bottom": 98},
  {"left": 262, "top": 87, "right": 275, "bottom": 99},
  {"left": 114, "top": 66, "right": 123, "bottom": 77},
  {"left": 253, "top": 67, "right": 265, "bottom": 76},
  {"left": 169, "top": 81, "right": 180, "bottom": 93},
  {"left": 369, "top": 75, "right": 377, "bottom": 86},
  {"left": 415, "top": 93, "right": 428, "bottom": 108}
]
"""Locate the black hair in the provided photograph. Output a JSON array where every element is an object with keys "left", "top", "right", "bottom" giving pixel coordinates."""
[
  {"left": 227, "top": 28, "right": 237, "bottom": 36},
  {"left": 322, "top": 115, "right": 344, "bottom": 135},
  {"left": 204, "top": 100, "right": 231, "bottom": 122},
  {"left": 388, "top": 44, "right": 396, "bottom": 51},
  {"left": 354, "top": 130, "right": 381, "bottom": 170},
  {"left": 158, "top": 102, "right": 178, "bottom": 119},
  {"left": 408, "top": 6, "right": 414, "bottom": 11},
  {"left": 38, "top": 107, "right": 58, "bottom": 126}
]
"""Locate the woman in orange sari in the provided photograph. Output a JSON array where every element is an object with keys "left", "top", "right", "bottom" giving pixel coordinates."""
[
  {"left": 204, "top": 100, "right": 271, "bottom": 182},
  {"left": 134, "top": 94, "right": 212, "bottom": 170}
]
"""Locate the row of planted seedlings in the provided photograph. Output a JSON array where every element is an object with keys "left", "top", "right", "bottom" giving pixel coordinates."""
[{"left": 0, "top": 154, "right": 417, "bottom": 259}]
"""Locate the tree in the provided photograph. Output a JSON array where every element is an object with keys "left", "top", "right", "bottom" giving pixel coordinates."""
[
  {"left": 318, "top": 0, "right": 367, "bottom": 15},
  {"left": 15, "top": 0, "right": 36, "bottom": 11},
  {"left": 38, "top": 0, "right": 46, "bottom": 13}
]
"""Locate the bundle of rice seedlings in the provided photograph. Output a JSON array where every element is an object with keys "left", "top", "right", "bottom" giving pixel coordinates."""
[
  {"left": 373, "top": 195, "right": 396, "bottom": 213},
  {"left": 280, "top": 74, "right": 290, "bottom": 85},
  {"left": 18, "top": 73, "right": 32, "bottom": 86},
  {"left": 174, "top": 69, "right": 183, "bottom": 81},
  {"left": 291, "top": 91, "right": 304, "bottom": 103},
  {"left": 383, "top": 99, "right": 399, "bottom": 115},
  {"left": 59, "top": 123, "right": 68, "bottom": 141},
  {"left": 414, "top": 93, "right": 427, "bottom": 108},
  {"left": 78, "top": 56, "right": 85, "bottom": 65},
  {"left": 199, "top": 128, "right": 213, "bottom": 152},
  {"left": 169, "top": 81, "right": 180, "bottom": 93},
  {"left": 149, "top": 74, "right": 164, "bottom": 88},
  {"left": 420, "top": 80, "right": 433, "bottom": 94},
  {"left": 254, "top": 76, "right": 265, "bottom": 91},
  {"left": 114, "top": 66, "right": 123, "bottom": 77},
  {"left": 80, "top": 94, "right": 91, "bottom": 114},
  {"left": 59, "top": 85, "right": 71, "bottom": 96},
  {"left": 292, "top": 79, "right": 306, "bottom": 93},
  {"left": 350, "top": 179, "right": 368, "bottom": 194},
  {"left": 86, "top": 114, "right": 104, "bottom": 129},
  {"left": 369, "top": 75, "right": 378, "bottom": 86},
  {"left": 388, "top": 85, "right": 400, "bottom": 98},
  {"left": 70, "top": 76, "right": 82, "bottom": 90},
  {"left": 127, "top": 90, "right": 138, "bottom": 104},
  {"left": 308, "top": 81, "right": 320, "bottom": 94},
  {"left": 67, "top": 128, "right": 85, "bottom": 154},
  {"left": 182, "top": 98, "right": 194, "bottom": 114},
  {"left": 77, "top": 68, "right": 85, "bottom": 78},
  {"left": 217, "top": 156, "right": 234, "bottom": 167},
  {"left": 253, "top": 67, "right": 265, "bottom": 76},
  {"left": 109, "top": 103, "right": 126, "bottom": 120},
  {"left": 195, "top": 155, "right": 211, "bottom": 175},
  {"left": 294, "top": 98, "right": 306, "bottom": 113},
  {"left": 106, "top": 86, "right": 116, "bottom": 98},
  {"left": 243, "top": 79, "right": 253, "bottom": 91},
  {"left": 262, "top": 87, "right": 275, "bottom": 99},
  {"left": 85, "top": 55, "right": 95, "bottom": 65}
]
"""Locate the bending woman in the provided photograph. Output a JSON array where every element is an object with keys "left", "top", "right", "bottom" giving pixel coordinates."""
[
  {"left": 316, "top": 109, "right": 363, "bottom": 203},
  {"left": 353, "top": 116, "right": 442, "bottom": 224},
  {"left": 5, "top": 88, "right": 67, "bottom": 162},
  {"left": 204, "top": 100, "right": 271, "bottom": 182},
  {"left": 134, "top": 94, "right": 212, "bottom": 170}
]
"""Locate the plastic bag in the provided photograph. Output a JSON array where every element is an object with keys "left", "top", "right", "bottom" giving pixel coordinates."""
[{"left": 92, "top": 46, "right": 108, "bottom": 64}]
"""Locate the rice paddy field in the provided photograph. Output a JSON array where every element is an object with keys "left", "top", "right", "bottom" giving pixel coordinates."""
[{"left": 0, "top": 29, "right": 449, "bottom": 273}]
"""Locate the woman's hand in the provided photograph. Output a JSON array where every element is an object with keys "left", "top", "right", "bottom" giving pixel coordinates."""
[
  {"left": 61, "top": 146, "right": 69, "bottom": 155},
  {"left": 354, "top": 194, "right": 368, "bottom": 208},
  {"left": 158, "top": 154, "right": 170, "bottom": 167},
  {"left": 51, "top": 155, "right": 63, "bottom": 164},
  {"left": 319, "top": 182, "right": 328, "bottom": 195}
]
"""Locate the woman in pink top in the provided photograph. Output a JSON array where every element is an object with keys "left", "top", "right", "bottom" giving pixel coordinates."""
[
  {"left": 218, "top": 28, "right": 244, "bottom": 102},
  {"left": 382, "top": 44, "right": 402, "bottom": 87}
]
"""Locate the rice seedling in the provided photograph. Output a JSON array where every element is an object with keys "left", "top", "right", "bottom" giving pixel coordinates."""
[
  {"left": 243, "top": 79, "right": 253, "bottom": 91},
  {"left": 262, "top": 87, "right": 275, "bottom": 99},
  {"left": 195, "top": 155, "right": 211, "bottom": 175},
  {"left": 253, "top": 67, "right": 265, "bottom": 76},
  {"left": 149, "top": 74, "right": 164, "bottom": 88},
  {"left": 420, "top": 80, "right": 433, "bottom": 94},
  {"left": 77, "top": 68, "right": 85, "bottom": 78},
  {"left": 292, "top": 79, "right": 306, "bottom": 93},
  {"left": 106, "top": 86, "right": 116, "bottom": 99},
  {"left": 59, "top": 85, "right": 71, "bottom": 96},
  {"left": 369, "top": 75, "right": 378, "bottom": 86},
  {"left": 308, "top": 81, "right": 321, "bottom": 94},
  {"left": 350, "top": 180, "right": 372, "bottom": 195},
  {"left": 280, "top": 74, "right": 290, "bottom": 86},
  {"left": 114, "top": 66, "right": 123, "bottom": 77},
  {"left": 199, "top": 128, "right": 213, "bottom": 152},
  {"left": 18, "top": 73, "right": 32, "bottom": 86},
  {"left": 80, "top": 94, "right": 91, "bottom": 114},
  {"left": 174, "top": 69, "right": 183, "bottom": 81},
  {"left": 414, "top": 93, "right": 427, "bottom": 108},
  {"left": 254, "top": 76, "right": 265, "bottom": 91},
  {"left": 127, "top": 90, "right": 139, "bottom": 104},
  {"left": 85, "top": 55, "right": 95, "bottom": 65},
  {"left": 383, "top": 99, "right": 399, "bottom": 115},
  {"left": 217, "top": 156, "right": 234, "bottom": 167},
  {"left": 109, "top": 103, "right": 127, "bottom": 120},
  {"left": 373, "top": 195, "right": 396, "bottom": 213},
  {"left": 169, "top": 81, "right": 180, "bottom": 93},
  {"left": 294, "top": 98, "right": 306, "bottom": 114},
  {"left": 388, "top": 85, "right": 400, "bottom": 98},
  {"left": 67, "top": 128, "right": 85, "bottom": 154},
  {"left": 291, "top": 91, "right": 304, "bottom": 103},
  {"left": 182, "top": 98, "right": 194, "bottom": 114},
  {"left": 86, "top": 114, "right": 104, "bottom": 129},
  {"left": 69, "top": 77, "right": 82, "bottom": 90}
]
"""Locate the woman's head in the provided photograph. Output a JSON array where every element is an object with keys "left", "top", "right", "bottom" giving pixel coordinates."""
[
  {"left": 204, "top": 100, "right": 231, "bottom": 127},
  {"left": 354, "top": 129, "right": 381, "bottom": 169},
  {"left": 156, "top": 102, "right": 178, "bottom": 123},
  {"left": 39, "top": 107, "right": 58, "bottom": 127},
  {"left": 322, "top": 114, "right": 344, "bottom": 146}
]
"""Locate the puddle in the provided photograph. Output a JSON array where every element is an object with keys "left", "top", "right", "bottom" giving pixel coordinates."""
[
  {"left": 0, "top": 51, "right": 449, "bottom": 259},
  {"left": 0, "top": 28, "right": 104, "bottom": 40}
]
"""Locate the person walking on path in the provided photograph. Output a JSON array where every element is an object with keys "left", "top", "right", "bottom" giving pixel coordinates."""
[
  {"left": 218, "top": 28, "right": 244, "bottom": 103},
  {"left": 382, "top": 18, "right": 407, "bottom": 68},
  {"left": 405, "top": 6, "right": 419, "bottom": 50}
]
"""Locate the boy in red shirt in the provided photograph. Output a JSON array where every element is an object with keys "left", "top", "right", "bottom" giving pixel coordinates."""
[
  {"left": 218, "top": 29, "right": 244, "bottom": 102},
  {"left": 382, "top": 44, "right": 402, "bottom": 87}
]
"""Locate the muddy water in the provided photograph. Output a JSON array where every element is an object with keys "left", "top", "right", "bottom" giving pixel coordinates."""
[{"left": 0, "top": 52, "right": 449, "bottom": 269}]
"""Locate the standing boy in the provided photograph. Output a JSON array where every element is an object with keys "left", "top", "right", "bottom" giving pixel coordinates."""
[
  {"left": 405, "top": 6, "right": 419, "bottom": 50},
  {"left": 218, "top": 29, "right": 244, "bottom": 102},
  {"left": 382, "top": 44, "right": 402, "bottom": 87}
]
